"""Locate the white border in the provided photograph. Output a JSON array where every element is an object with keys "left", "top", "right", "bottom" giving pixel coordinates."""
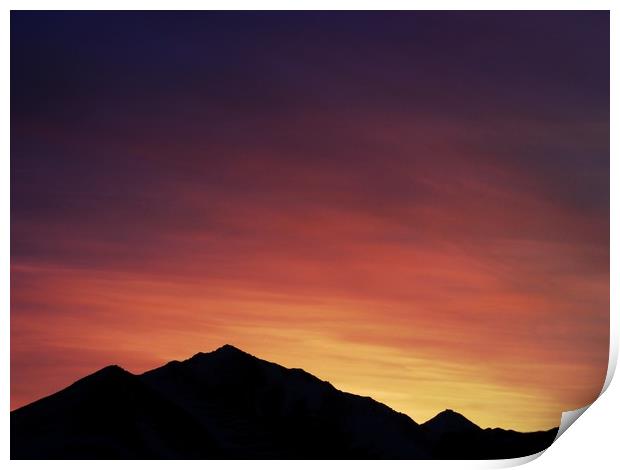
[{"left": 2, "top": 2, "right": 616, "bottom": 469}]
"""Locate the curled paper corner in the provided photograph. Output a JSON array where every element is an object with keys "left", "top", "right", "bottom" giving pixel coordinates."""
[
  {"left": 555, "top": 404, "right": 590, "bottom": 440},
  {"left": 553, "top": 333, "right": 618, "bottom": 442},
  {"left": 491, "top": 336, "right": 617, "bottom": 468}
]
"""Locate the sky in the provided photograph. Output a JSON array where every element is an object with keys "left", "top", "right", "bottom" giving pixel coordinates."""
[{"left": 10, "top": 11, "right": 609, "bottom": 432}]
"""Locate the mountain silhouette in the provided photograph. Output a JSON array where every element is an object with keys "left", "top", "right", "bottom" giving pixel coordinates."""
[
  {"left": 11, "top": 344, "right": 558, "bottom": 459},
  {"left": 420, "top": 408, "right": 556, "bottom": 459}
]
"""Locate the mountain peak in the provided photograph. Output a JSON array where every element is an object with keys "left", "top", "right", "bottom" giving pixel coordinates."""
[
  {"left": 76, "top": 364, "right": 130, "bottom": 383},
  {"left": 422, "top": 409, "right": 481, "bottom": 434},
  {"left": 437, "top": 408, "right": 462, "bottom": 418},
  {"left": 98, "top": 364, "right": 126, "bottom": 374},
  {"left": 214, "top": 344, "right": 245, "bottom": 354},
  {"left": 188, "top": 344, "right": 249, "bottom": 359},
  {"left": 176, "top": 344, "right": 260, "bottom": 371}
]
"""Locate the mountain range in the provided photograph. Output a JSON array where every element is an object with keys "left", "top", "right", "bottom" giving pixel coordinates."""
[{"left": 11, "top": 344, "right": 558, "bottom": 459}]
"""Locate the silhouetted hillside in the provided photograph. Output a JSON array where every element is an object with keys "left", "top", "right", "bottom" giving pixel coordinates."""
[
  {"left": 11, "top": 345, "right": 558, "bottom": 459},
  {"left": 421, "top": 408, "right": 557, "bottom": 459}
]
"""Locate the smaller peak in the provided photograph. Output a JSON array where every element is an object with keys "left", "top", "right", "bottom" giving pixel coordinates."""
[
  {"left": 97, "top": 364, "right": 127, "bottom": 374},
  {"left": 423, "top": 409, "right": 481, "bottom": 433},
  {"left": 88, "top": 364, "right": 132, "bottom": 380},
  {"left": 73, "top": 364, "right": 132, "bottom": 386}
]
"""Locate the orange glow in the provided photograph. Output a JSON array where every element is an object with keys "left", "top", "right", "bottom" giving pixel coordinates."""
[{"left": 11, "top": 186, "right": 608, "bottom": 431}]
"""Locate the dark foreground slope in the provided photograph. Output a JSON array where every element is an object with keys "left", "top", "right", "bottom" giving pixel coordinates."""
[
  {"left": 11, "top": 345, "right": 558, "bottom": 459},
  {"left": 10, "top": 364, "right": 222, "bottom": 459}
]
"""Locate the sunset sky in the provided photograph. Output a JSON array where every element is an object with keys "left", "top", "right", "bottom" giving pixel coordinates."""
[{"left": 11, "top": 11, "right": 609, "bottom": 431}]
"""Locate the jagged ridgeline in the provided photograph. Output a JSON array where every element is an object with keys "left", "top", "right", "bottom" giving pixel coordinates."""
[{"left": 11, "top": 345, "right": 558, "bottom": 459}]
